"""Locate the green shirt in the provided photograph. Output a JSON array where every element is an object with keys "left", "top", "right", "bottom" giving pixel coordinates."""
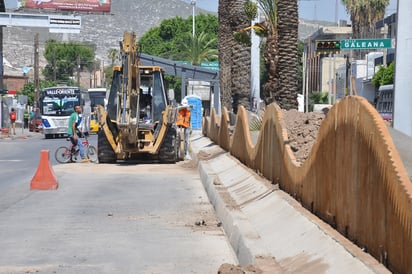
[{"left": 68, "top": 112, "right": 78, "bottom": 136}]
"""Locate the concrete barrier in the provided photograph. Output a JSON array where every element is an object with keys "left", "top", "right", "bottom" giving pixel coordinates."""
[{"left": 190, "top": 132, "right": 390, "bottom": 273}]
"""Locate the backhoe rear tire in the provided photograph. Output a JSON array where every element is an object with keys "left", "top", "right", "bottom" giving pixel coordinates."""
[
  {"left": 97, "top": 129, "right": 116, "bottom": 163},
  {"left": 158, "top": 127, "right": 178, "bottom": 163}
]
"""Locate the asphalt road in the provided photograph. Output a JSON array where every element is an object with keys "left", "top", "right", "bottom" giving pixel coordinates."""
[
  {"left": 0, "top": 131, "right": 237, "bottom": 273},
  {"left": 0, "top": 130, "right": 97, "bottom": 193}
]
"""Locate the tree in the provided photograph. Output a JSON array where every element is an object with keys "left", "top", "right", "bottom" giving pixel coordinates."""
[
  {"left": 43, "top": 40, "right": 95, "bottom": 83},
  {"left": 297, "top": 40, "right": 304, "bottom": 93},
  {"left": 138, "top": 14, "right": 218, "bottom": 99},
  {"left": 230, "top": 0, "right": 252, "bottom": 113},
  {"left": 107, "top": 48, "right": 119, "bottom": 67},
  {"left": 20, "top": 80, "right": 57, "bottom": 106},
  {"left": 218, "top": 0, "right": 233, "bottom": 111},
  {"left": 104, "top": 66, "right": 114, "bottom": 89},
  {"left": 164, "top": 74, "right": 182, "bottom": 103},
  {"left": 372, "top": 62, "right": 394, "bottom": 88},
  {"left": 218, "top": 0, "right": 251, "bottom": 113},
  {"left": 341, "top": 0, "right": 389, "bottom": 39},
  {"left": 256, "top": 0, "right": 280, "bottom": 107},
  {"left": 276, "top": 0, "right": 299, "bottom": 110},
  {"left": 139, "top": 14, "right": 218, "bottom": 59},
  {"left": 173, "top": 32, "right": 218, "bottom": 66},
  {"left": 237, "top": 0, "right": 298, "bottom": 110}
]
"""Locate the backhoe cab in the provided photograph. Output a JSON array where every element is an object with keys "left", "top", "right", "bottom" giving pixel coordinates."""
[{"left": 97, "top": 32, "right": 184, "bottom": 163}]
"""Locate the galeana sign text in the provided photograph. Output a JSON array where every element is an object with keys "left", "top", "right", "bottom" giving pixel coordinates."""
[{"left": 340, "top": 38, "right": 393, "bottom": 50}]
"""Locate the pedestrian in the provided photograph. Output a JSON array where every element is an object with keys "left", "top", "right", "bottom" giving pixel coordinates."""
[
  {"left": 9, "top": 108, "right": 16, "bottom": 135},
  {"left": 67, "top": 105, "right": 89, "bottom": 163},
  {"left": 23, "top": 110, "right": 29, "bottom": 129},
  {"left": 29, "top": 108, "right": 34, "bottom": 121},
  {"left": 177, "top": 98, "right": 191, "bottom": 159}
]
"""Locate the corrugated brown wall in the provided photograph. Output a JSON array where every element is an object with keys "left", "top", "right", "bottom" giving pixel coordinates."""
[{"left": 203, "top": 96, "right": 412, "bottom": 273}]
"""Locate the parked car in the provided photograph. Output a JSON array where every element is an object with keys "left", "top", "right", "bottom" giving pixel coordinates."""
[
  {"left": 89, "top": 112, "right": 99, "bottom": 134},
  {"left": 29, "top": 113, "right": 43, "bottom": 132}
]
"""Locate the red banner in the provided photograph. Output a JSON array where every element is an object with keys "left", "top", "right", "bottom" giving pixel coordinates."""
[{"left": 20, "top": 0, "right": 111, "bottom": 13}]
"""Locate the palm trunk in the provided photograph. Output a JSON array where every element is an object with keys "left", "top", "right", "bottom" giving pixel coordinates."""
[
  {"left": 276, "top": 0, "right": 298, "bottom": 110},
  {"left": 218, "top": 0, "right": 233, "bottom": 111},
  {"left": 262, "top": 33, "right": 279, "bottom": 106},
  {"left": 219, "top": 0, "right": 251, "bottom": 113},
  {"left": 229, "top": 0, "right": 251, "bottom": 113}
]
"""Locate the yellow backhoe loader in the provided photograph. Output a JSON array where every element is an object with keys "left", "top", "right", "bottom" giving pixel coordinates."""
[{"left": 97, "top": 31, "right": 184, "bottom": 163}]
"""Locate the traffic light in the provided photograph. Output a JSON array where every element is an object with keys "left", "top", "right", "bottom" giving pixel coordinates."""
[{"left": 316, "top": 40, "right": 341, "bottom": 54}]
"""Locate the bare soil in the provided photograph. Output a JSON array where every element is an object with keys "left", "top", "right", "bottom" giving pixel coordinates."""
[
  {"left": 218, "top": 263, "right": 262, "bottom": 274},
  {"left": 282, "top": 109, "right": 326, "bottom": 164}
]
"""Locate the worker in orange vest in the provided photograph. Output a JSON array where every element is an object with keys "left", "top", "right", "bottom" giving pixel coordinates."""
[{"left": 177, "top": 98, "right": 191, "bottom": 158}]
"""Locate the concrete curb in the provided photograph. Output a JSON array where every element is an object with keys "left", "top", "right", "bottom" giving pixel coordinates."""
[{"left": 190, "top": 133, "right": 390, "bottom": 273}]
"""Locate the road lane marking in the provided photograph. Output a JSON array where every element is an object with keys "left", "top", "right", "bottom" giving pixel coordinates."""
[{"left": 0, "top": 160, "right": 23, "bottom": 162}]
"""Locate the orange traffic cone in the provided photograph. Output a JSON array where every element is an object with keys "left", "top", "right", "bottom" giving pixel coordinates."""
[{"left": 30, "top": 150, "right": 58, "bottom": 190}]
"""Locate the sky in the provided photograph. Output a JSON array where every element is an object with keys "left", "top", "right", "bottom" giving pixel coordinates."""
[{"left": 191, "top": 0, "right": 398, "bottom": 23}]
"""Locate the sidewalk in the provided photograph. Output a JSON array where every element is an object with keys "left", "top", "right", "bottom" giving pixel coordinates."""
[
  {"left": 0, "top": 127, "right": 38, "bottom": 140},
  {"left": 189, "top": 131, "right": 390, "bottom": 273},
  {"left": 388, "top": 126, "right": 412, "bottom": 181}
]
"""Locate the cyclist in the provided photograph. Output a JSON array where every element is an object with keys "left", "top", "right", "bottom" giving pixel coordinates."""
[{"left": 68, "top": 105, "right": 89, "bottom": 163}]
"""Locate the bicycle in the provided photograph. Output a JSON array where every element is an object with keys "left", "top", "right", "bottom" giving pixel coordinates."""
[{"left": 55, "top": 135, "right": 98, "bottom": 163}]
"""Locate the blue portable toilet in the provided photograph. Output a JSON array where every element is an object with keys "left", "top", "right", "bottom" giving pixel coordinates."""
[{"left": 183, "top": 95, "right": 202, "bottom": 129}]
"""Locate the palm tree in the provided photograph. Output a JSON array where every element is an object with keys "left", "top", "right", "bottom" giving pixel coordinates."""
[
  {"left": 341, "top": 0, "right": 389, "bottom": 39},
  {"left": 218, "top": 0, "right": 233, "bottom": 111},
  {"left": 256, "top": 0, "right": 280, "bottom": 107},
  {"left": 229, "top": 0, "right": 298, "bottom": 110},
  {"left": 107, "top": 48, "right": 119, "bottom": 67},
  {"left": 218, "top": 0, "right": 251, "bottom": 113},
  {"left": 231, "top": 0, "right": 252, "bottom": 113},
  {"left": 178, "top": 32, "right": 218, "bottom": 66},
  {"left": 276, "top": 0, "right": 299, "bottom": 110}
]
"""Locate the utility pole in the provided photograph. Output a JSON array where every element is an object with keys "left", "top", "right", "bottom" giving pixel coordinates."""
[
  {"left": 191, "top": 0, "right": 196, "bottom": 37},
  {"left": 52, "top": 48, "right": 56, "bottom": 81},
  {"left": 34, "top": 33, "right": 39, "bottom": 107},
  {"left": 101, "top": 60, "right": 105, "bottom": 87},
  {"left": 382, "top": 24, "right": 388, "bottom": 66},
  {"left": 345, "top": 54, "right": 350, "bottom": 96},
  {"left": 77, "top": 55, "right": 81, "bottom": 87},
  {"left": 93, "top": 62, "right": 97, "bottom": 88},
  {"left": 328, "top": 53, "right": 332, "bottom": 104}
]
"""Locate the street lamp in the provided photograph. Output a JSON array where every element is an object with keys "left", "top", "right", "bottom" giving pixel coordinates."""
[{"left": 191, "top": 0, "right": 196, "bottom": 37}]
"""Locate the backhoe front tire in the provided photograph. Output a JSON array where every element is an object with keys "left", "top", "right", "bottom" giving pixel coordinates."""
[{"left": 97, "top": 129, "right": 116, "bottom": 163}]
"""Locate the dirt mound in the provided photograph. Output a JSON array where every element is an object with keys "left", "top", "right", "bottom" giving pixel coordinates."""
[{"left": 282, "top": 109, "right": 326, "bottom": 164}]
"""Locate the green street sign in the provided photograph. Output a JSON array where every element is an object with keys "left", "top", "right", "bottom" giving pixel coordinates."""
[
  {"left": 340, "top": 38, "right": 394, "bottom": 50},
  {"left": 200, "top": 61, "right": 219, "bottom": 70}
]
